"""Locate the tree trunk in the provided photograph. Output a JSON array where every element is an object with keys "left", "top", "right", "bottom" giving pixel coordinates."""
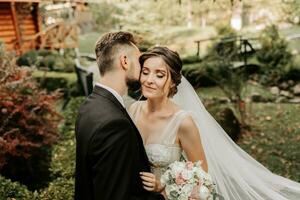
[
  {"left": 201, "top": 15, "right": 206, "bottom": 28},
  {"left": 236, "top": 96, "right": 247, "bottom": 128},
  {"left": 187, "top": 0, "right": 193, "bottom": 28}
]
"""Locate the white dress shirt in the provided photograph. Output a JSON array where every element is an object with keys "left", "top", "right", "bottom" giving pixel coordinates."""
[{"left": 95, "top": 83, "right": 125, "bottom": 108}]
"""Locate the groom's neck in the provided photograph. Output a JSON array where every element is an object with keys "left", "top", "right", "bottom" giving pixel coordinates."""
[{"left": 99, "top": 73, "right": 127, "bottom": 97}]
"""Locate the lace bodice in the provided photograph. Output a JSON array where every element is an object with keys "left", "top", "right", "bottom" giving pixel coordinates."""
[
  {"left": 128, "top": 101, "right": 190, "bottom": 179},
  {"left": 145, "top": 143, "right": 183, "bottom": 179}
]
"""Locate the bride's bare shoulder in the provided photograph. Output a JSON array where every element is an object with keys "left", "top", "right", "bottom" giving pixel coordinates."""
[{"left": 178, "top": 113, "right": 199, "bottom": 137}]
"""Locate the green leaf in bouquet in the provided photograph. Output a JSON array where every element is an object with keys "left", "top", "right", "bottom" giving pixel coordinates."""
[{"left": 169, "top": 190, "right": 179, "bottom": 199}]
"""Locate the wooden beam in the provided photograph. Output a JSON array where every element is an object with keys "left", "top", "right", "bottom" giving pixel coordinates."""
[
  {"left": 10, "top": 2, "right": 22, "bottom": 54},
  {"left": 0, "top": 0, "right": 40, "bottom": 2},
  {"left": 33, "top": 2, "right": 42, "bottom": 49}
]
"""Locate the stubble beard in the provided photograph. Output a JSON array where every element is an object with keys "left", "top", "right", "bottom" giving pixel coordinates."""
[{"left": 126, "top": 75, "right": 141, "bottom": 92}]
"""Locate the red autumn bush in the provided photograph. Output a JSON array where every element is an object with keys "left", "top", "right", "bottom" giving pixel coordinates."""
[{"left": 0, "top": 45, "right": 62, "bottom": 189}]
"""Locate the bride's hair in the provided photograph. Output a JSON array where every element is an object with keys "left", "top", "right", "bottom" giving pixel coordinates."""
[{"left": 139, "top": 46, "right": 182, "bottom": 97}]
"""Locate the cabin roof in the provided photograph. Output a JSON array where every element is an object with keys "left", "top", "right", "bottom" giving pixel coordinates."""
[{"left": 0, "top": 0, "right": 87, "bottom": 2}]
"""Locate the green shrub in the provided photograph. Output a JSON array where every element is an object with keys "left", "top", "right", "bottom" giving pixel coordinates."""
[
  {"left": 17, "top": 50, "right": 76, "bottom": 73},
  {"left": 282, "top": 68, "right": 300, "bottom": 82},
  {"left": 256, "top": 25, "right": 293, "bottom": 85},
  {"left": 55, "top": 57, "right": 75, "bottom": 73},
  {"left": 49, "top": 97, "right": 84, "bottom": 181},
  {"left": 41, "top": 55, "right": 56, "bottom": 71},
  {"left": 192, "top": 26, "right": 250, "bottom": 127},
  {"left": 0, "top": 175, "right": 33, "bottom": 199},
  {"left": 181, "top": 55, "right": 202, "bottom": 64},
  {"left": 182, "top": 63, "right": 216, "bottom": 87},
  {"left": 16, "top": 50, "right": 39, "bottom": 66},
  {"left": 32, "top": 71, "right": 81, "bottom": 97},
  {"left": 38, "top": 178, "right": 74, "bottom": 200},
  {"left": 40, "top": 97, "right": 84, "bottom": 199}
]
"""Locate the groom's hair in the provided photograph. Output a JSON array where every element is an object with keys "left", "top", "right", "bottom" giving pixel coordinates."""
[{"left": 95, "top": 31, "right": 137, "bottom": 76}]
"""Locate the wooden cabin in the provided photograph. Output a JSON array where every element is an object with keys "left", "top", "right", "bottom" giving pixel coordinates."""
[
  {"left": 0, "top": 0, "right": 87, "bottom": 55},
  {"left": 0, "top": 0, "right": 41, "bottom": 54}
]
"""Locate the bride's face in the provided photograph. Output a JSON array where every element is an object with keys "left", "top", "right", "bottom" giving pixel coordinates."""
[{"left": 140, "top": 57, "right": 172, "bottom": 99}]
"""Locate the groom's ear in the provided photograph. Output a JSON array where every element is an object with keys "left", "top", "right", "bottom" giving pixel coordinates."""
[{"left": 120, "top": 54, "right": 129, "bottom": 70}]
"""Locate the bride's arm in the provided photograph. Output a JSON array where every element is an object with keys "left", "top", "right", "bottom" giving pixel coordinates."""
[{"left": 178, "top": 116, "right": 208, "bottom": 172}]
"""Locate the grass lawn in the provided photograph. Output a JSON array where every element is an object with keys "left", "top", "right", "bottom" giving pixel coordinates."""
[
  {"left": 196, "top": 85, "right": 300, "bottom": 182},
  {"left": 32, "top": 70, "right": 77, "bottom": 82},
  {"left": 238, "top": 103, "right": 300, "bottom": 182},
  {"left": 196, "top": 82, "right": 275, "bottom": 100}
]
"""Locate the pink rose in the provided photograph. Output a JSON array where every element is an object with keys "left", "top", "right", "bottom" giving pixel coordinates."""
[
  {"left": 196, "top": 180, "right": 203, "bottom": 186},
  {"left": 186, "top": 161, "right": 194, "bottom": 170},
  {"left": 175, "top": 173, "right": 186, "bottom": 185}
]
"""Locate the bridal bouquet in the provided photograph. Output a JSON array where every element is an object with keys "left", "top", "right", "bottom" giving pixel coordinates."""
[{"left": 160, "top": 161, "right": 216, "bottom": 200}]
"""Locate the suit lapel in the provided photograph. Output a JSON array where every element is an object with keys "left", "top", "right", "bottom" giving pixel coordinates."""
[
  {"left": 92, "top": 85, "right": 150, "bottom": 165},
  {"left": 122, "top": 107, "right": 150, "bottom": 166},
  {"left": 92, "top": 85, "right": 125, "bottom": 111}
]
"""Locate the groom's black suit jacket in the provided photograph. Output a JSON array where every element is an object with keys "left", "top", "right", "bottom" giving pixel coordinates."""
[{"left": 75, "top": 85, "right": 164, "bottom": 200}]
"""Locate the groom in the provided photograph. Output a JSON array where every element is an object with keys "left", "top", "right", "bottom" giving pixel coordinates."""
[{"left": 75, "top": 32, "right": 165, "bottom": 200}]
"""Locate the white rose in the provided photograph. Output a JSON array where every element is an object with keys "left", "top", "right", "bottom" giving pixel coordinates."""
[
  {"left": 181, "top": 184, "right": 194, "bottom": 196},
  {"left": 199, "top": 185, "right": 210, "bottom": 199},
  {"left": 181, "top": 169, "right": 194, "bottom": 182},
  {"left": 195, "top": 167, "right": 207, "bottom": 179},
  {"left": 171, "top": 162, "right": 185, "bottom": 175}
]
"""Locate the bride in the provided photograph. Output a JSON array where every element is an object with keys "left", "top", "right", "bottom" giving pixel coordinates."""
[{"left": 128, "top": 46, "right": 300, "bottom": 200}]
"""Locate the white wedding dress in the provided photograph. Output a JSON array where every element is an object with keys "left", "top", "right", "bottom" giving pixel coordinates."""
[
  {"left": 128, "top": 76, "right": 300, "bottom": 200},
  {"left": 129, "top": 101, "right": 191, "bottom": 179}
]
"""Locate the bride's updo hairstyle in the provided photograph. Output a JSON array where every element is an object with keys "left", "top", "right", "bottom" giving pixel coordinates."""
[{"left": 139, "top": 47, "right": 182, "bottom": 97}]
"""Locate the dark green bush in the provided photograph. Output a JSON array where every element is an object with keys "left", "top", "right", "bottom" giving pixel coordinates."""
[
  {"left": 17, "top": 50, "right": 76, "bottom": 73},
  {"left": 16, "top": 50, "right": 39, "bottom": 66},
  {"left": 256, "top": 25, "right": 293, "bottom": 86},
  {"left": 50, "top": 97, "right": 84, "bottom": 180},
  {"left": 55, "top": 57, "right": 75, "bottom": 73},
  {"left": 33, "top": 71, "right": 81, "bottom": 97},
  {"left": 282, "top": 68, "right": 300, "bottom": 82},
  {"left": 181, "top": 55, "right": 202, "bottom": 64},
  {"left": 41, "top": 54, "right": 56, "bottom": 71},
  {"left": 40, "top": 98, "right": 84, "bottom": 199},
  {"left": 182, "top": 64, "right": 216, "bottom": 87}
]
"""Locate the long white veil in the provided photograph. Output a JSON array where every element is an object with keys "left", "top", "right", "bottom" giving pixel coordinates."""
[{"left": 172, "top": 76, "right": 300, "bottom": 200}]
